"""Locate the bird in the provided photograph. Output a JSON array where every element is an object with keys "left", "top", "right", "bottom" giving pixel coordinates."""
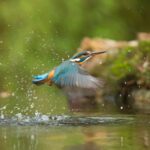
[{"left": 32, "top": 50, "right": 106, "bottom": 89}]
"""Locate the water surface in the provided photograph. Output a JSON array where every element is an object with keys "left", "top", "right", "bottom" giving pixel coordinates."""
[{"left": 0, "top": 115, "right": 149, "bottom": 150}]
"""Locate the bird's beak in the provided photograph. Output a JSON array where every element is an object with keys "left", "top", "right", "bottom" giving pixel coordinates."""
[{"left": 90, "top": 50, "right": 107, "bottom": 56}]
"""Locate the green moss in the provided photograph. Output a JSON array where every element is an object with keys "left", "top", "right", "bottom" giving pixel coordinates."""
[
  {"left": 138, "top": 41, "right": 150, "bottom": 54},
  {"left": 94, "top": 42, "right": 150, "bottom": 90},
  {"left": 107, "top": 46, "right": 137, "bottom": 80}
]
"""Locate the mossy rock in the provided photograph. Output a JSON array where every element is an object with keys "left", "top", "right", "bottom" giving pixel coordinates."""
[{"left": 92, "top": 40, "right": 150, "bottom": 112}]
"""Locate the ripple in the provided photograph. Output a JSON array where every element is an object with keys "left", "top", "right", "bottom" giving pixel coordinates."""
[{"left": 0, "top": 114, "right": 136, "bottom": 126}]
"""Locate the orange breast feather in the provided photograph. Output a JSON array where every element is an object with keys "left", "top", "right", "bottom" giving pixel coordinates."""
[
  {"left": 48, "top": 69, "right": 55, "bottom": 80},
  {"left": 46, "top": 69, "right": 55, "bottom": 86}
]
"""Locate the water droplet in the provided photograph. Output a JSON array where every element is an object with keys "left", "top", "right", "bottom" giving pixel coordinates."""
[
  {"left": 31, "top": 134, "right": 35, "bottom": 140},
  {"left": 120, "top": 106, "right": 123, "bottom": 110},
  {"left": 0, "top": 41, "right": 3, "bottom": 44},
  {"left": 4, "top": 135, "right": 7, "bottom": 140},
  {"left": 0, "top": 113, "right": 4, "bottom": 119},
  {"left": 30, "top": 103, "right": 34, "bottom": 109},
  {"left": 41, "top": 115, "right": 49, "bottom": 121},
  {"left": 15, "top": 113, "right": 22, "bottom": 120}
]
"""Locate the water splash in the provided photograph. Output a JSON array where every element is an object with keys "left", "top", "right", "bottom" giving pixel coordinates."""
[{"left": 0, "top": 114, "right": 136, "bottom": 126}]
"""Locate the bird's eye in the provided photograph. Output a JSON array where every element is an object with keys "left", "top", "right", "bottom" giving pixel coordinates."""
[
  {"left": 83, "top": 54, "right": 87, "bottom": 56},
  {"left": 82, "top": 52, "right": 90, "bottom": 56}
]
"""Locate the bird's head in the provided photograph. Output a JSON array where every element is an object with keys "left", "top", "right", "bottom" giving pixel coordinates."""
[{"left": 70, "top": 50, "right": 107, "bottom": 64}]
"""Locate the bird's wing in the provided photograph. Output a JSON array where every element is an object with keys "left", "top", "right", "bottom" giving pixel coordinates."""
[{"left": 52, "top": 61, "right": 104, "bottom": 89}]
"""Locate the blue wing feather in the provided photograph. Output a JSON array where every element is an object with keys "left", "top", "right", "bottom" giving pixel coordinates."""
[
  {"left": 33, "top": 73, "right": 48, "bottom": 80},
  {"left": 32, "top": 72, "right": 49, "bottom": 85},
  {"left": 52, "top": 60, "right": 103, "bottom": 88}
]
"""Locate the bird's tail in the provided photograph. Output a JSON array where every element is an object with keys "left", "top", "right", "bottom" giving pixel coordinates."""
[{"left": 32, "top": 73, "right": 49, "bottom": 86}]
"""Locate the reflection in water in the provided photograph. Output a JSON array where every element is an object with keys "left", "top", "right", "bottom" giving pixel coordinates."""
[
  {"left": 64, "top": 129, "right": 102, "bottom": 150},
  {"left": 0, "top": 127, "right": 38, "bottom": 150},
  {"left": 65, "top": 142, "right": 100, "bottom": 150},
  {"left": 0, "top": 117, "right": 149, "bottom": 150}
]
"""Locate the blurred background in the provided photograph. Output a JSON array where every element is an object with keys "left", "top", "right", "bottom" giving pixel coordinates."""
[
  {"left": 0, "top": 0, "right": 150, "bottom": 115},
  {"left": 0, "top": 1, "right": 150, "bottom": 150}
]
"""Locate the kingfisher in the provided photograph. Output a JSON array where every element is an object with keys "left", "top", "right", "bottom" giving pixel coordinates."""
[{"left": 32, "top": 50, "right": 106, "bottom": 89}]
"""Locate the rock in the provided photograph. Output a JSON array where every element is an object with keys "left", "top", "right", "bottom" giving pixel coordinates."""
[
  {"left": 0, "top": 91, "right": 11, "bottom": 98},
  {"left": 138, "top": 32, "right": 150, "bottom": 41},
  {"left": 132, "top": 89, "right": 150, "bottom": 113},
  {"left": 73, "top": 33, "right": 150, "bottom": 113}
]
